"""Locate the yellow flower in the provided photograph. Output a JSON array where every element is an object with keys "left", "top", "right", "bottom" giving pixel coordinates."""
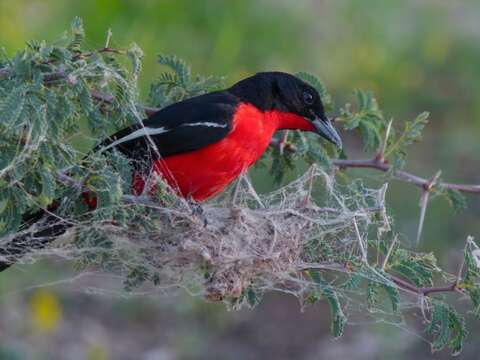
[{"left": 30, "top": 289, "right": 62, "bottom": 333}]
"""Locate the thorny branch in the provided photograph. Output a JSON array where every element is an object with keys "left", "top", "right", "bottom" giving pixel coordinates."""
[
  {"left": 269, "top": 138, "right": 480, "bottom": 195},
  {"left": 332, "top": 157, "right": 480, "bottom": 194},
  {"left": 300, "top": 262, "right": 462, "bottom": 297},
  {"left": 89, "top": 90, "right": 159, "bottom": 117},
  {"left": 389, "top": 274, "right": 459, "bottom": 296}
]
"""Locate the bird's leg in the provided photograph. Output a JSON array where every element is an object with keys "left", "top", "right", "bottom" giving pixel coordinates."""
[
  {"left": 303, "top": 166, "right": 316, "bottom": 206},
  {"left": 230, "top": 172, "right": 264, "bottom": 209},
  {"left": 278, "top": 130, "right": 290, "bottom": 155},
  {"left": 231, "top": 169, "right": 251, "bottom": 207},
  {"left": 228, "top": 173, "right": 251, "bottom": 223},
  {"left": 140, "top": 167, "right": 156, "bottom": 197},
  {"left": 230, "top": 177, "right": 242, "bottom": 207}
]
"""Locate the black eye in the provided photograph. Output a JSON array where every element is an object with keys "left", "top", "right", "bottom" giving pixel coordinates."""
[{"left": 303, "top": 91, "right": 314, "bottom": 105}]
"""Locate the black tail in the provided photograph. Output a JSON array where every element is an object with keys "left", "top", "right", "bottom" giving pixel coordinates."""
[
  {"left": 1, "top": 149, "right": 100, "bottom": 273},
  {"left": 0, "top": 207, "right": 71, "bottom": 272}
]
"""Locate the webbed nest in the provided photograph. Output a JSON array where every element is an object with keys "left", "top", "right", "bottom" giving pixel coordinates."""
[{"left": 12, "top": 165, "right": 389, "bottom": 306}]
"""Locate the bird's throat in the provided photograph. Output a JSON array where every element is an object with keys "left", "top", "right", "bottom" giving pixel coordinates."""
[{"left": 269, "top": 110, "right": 316, "bottom": 132}]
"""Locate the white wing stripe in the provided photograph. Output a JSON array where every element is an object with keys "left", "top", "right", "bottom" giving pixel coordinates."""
[
  {"left": 100, "top": 127, "right": 168, "bottom": 152},
  {"left": 99, "top": 122, "right": 227, "bottom": 152},
  {"left": 181, "top": 122, "right": 227, "bottom": 128}
]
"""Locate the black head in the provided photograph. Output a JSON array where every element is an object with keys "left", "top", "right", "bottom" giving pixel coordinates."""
[{"left": 229, "top": 72, "right": 342, "bottom": 148}]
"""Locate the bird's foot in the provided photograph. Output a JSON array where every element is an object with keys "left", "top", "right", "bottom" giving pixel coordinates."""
[
  {"left": 189, "top": 201, "right": 208, "bottom": 227},
  {"left": 229, "top": 206, "right": 244, "bottom": 223}
]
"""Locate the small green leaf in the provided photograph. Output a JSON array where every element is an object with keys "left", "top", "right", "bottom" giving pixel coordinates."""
[
  {"left": 381, "top": 281, "right": 400, "bottom": 313},
  {"left": 247, "top": 288, "right": 259, "bottom": 307},
  {"left": 127, "top": 43, "right": 144, "bottom": 81},
  {"left": 403, "top": 112, "right": 430, "bottom": 146},
  {"left": 309, "top": 270, "right": 347, "bottom": 338},
  {"left": 0, "top": 189, "right": 24, "bottom": 236},
  {"left": 69, "top": 17, "right": 85, "bottom": 51},
  {"left": 158, "top": 55, "right": 191, "bottom": 86},
  {"left": 367, "top": 280, "right": 380, "bottom": 308},
  {"left": 441, "top": 188, "right": 467, "bottom": 212},
  {"left": 339, "top": 273, "right": 363, "bottom": 290},
  {"left": 39, "top": 170, "right": 56, "bottom": 206},
  {"left": 384, "top": 112, "right": 429, "bottom": 161},
  {"left": 0, "top": 85, "right": 26, "bottom": 127},
  {"left": 462, "top": 242, "right": 480, "bottom": 319},
  {"left": 427, "top": 300, "right": 467, "bottom": 355},
  {"left": 339, "top": 89, "right": 385, "bottom": 153}
]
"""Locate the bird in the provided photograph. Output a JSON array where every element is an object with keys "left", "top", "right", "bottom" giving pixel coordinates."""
[
  {"left": 0, "top": 71, "right": 342, "bottom": 272},
  {"left": 97, "top": 71, "right": 342, "bottom": 202}
]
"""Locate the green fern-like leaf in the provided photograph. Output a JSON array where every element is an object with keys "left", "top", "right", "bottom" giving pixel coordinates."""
[
  {"left": 308, "top": 270, "right": 347, "bottom": 338},
  {"left": 389, "top": 251, "right": 439, "bottom": 287},
  {"left": 462, "top": 243, "right": 480, "bottom": 319},
  {"left": 427, "top": 300, "right": 467, "bottom": 355},
  {"left": 0, "top": 85, "right": 26, "bottom": 127},
  {"left": 339, "top": 273, "right": 363, "bottom": 290},
  {"left": 158, "top": 54, "right": 191, "bottom": 86},
  {"left": 39, "top": 170, "right": 56, "bottom": 206},
  {"left": 441, "top": 188, "right": 467, "bottom": 212},
  {"left": 448, "top": 306, "right": 467, "bottom": 356},
  {"left": 427, "top": 301, "right": 451, "bottom": 352},
  {"left": 127, "top": 43, "right": 144, "bottom": 82},
  {"left": 69, "top": 17, "right": 85, "bottom": 51},
  {"left": 367, "top": 280, "right": 380, "bottom": 308},
  {"left": 384, "top": 112, "right": 429, "bottom": 165},
  {"left": 0, "top": 187, "right": 25, "bottom": 236},
  {"left": 340, "top": 90, "right": 385, "bottom": 153}
]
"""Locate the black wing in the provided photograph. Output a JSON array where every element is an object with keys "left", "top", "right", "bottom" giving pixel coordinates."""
[{"left": 96, "top": 91, "right": 238, "bottom": 162}]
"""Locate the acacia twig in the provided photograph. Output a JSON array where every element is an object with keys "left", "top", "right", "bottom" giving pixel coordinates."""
[
  {"left": 89, "top": 90, "right": 158, "bottom": 117},
  {"left": 270, "top": 135, "right": 480, "bottom": 194},
  {"left": 332, "top": 157, "right": 480, "bottom": 194},
  {"left": 301, "top": 262, "right": 461, "bottom": 297},
  {"left": 389, "top": 274, "right": 459, "bottom": 296}
]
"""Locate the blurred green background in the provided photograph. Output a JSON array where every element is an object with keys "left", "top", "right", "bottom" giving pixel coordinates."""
[{"left": 1, "top": 0, "right": 480, "bottom": 359}]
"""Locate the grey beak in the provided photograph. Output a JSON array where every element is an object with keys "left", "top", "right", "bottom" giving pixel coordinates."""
[{"left": 312, "top": 117, "right": 342, "bottom": 149}]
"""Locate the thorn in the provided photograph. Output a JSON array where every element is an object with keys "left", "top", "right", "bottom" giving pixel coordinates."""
[
  {"left": 353, "top": 218, "right": 368, "bottom": 263},
  {"left": 455, "top": 239, "right": 470, "bottom": 286},
  {"left": 379, "top": 118, "right": 393, "bottom": 159},
  {"left": 303, "top": 166, "right": 316, "bottom": 206},
  {"left": 279, "top": 130, "right": 289, "bottom": 155},
  {"left": 416, "top": 189, "right": 430, "bottom": 244},
  {"left": 424, "top": 170, "right": 442, "bottom": 191},
  {"left": 381, "top": 235, "right": 397, "bottom": 271},
  {"left": 416, "top": 170, "right": 441, "bottom": 244},
  {"left": 105, "top": 28, "right": 112, "bottom": 49}
]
